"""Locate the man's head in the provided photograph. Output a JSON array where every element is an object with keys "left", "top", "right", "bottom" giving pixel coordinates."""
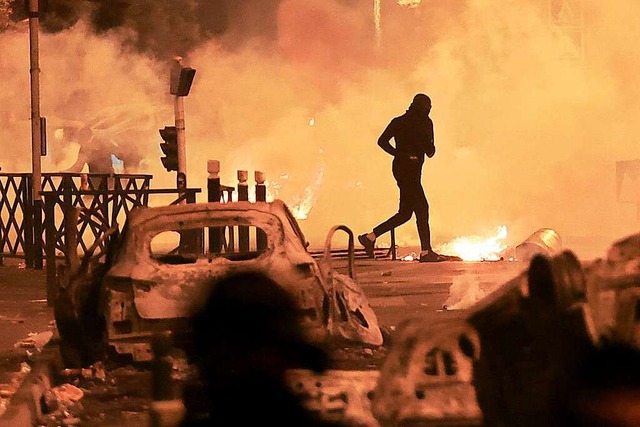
[{"left": 409, "top": 93, "right": 432, "bottom": 115}]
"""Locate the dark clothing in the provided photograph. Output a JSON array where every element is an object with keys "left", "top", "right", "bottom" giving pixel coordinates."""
[
  {"left": 373, "top": 156, "right": 431, "bottom": 250},
  {"left": 373, "top": 109, "right": 436, "bottom": 251},
  {"left": 377, "top": 111, "right": 435, "bottom": 160}
]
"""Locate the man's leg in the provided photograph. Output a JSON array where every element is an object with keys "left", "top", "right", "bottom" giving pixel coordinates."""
[
  {"left": 414, "top": 182, "right": 431, "bottom": 252},
  {"left": 410, "top": 182, "right": 450, "bottom": 262},
  {"left": 359, "top": 178, "right": 414, "bottom": 258},
  {"left": 371, "top": 210, "right": 413, "bottom": 239}
]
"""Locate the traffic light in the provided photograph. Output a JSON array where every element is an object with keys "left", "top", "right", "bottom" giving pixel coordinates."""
[
  {"left": 159, "top": 126, "right": 178, "bottom": 172},
  {"left": 170, "top": 66, "right": 196, "bottom": 96}
]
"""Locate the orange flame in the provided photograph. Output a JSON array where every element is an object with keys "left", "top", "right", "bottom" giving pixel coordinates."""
[
  {"left": 437, "top": 226, "right": 508, "bottom": 261},
  {"left": 290, "top": 167, "right": 324, "bottom": 220},
  {"left": 267, "top": 167, "right": 324, "bottom": 220},
  {"left": 289, "top": 187, "right": 316, "bottom": 220}
]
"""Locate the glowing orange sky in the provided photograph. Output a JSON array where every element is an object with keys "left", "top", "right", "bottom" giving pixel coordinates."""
[{"left": 1, "top": 0, "right": 639, "bottom": 258}]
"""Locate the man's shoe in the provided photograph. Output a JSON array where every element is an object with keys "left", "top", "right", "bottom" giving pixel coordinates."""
[{"left": 358, "top": 234, "right": 376, "bottom": 259}]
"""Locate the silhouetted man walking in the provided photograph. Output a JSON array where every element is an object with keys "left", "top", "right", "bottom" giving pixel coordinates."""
[{"left": 359, "top": 93, "right": 445, "bottom": 262}]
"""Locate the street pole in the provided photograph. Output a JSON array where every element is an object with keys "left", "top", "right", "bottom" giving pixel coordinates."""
[
  {"left": 28, "top": 0, "right": 43, "bottom": 269},
  {"left": 168, "top": 56, "right": 195, "bottom": 201},
  {"left": 174, "top": 94, "right": 186, "bottom": 192}
]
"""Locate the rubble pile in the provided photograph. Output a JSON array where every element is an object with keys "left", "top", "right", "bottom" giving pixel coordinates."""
[
  {"left": 37, "top": 362, "right": 108, "bottom": 426},
  {"left": 0, "top": 362, "right": 31, "bottom": 418}
]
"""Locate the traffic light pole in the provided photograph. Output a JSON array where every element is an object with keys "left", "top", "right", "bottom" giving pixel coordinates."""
[
  {"left": 28, "top": 0, "right": 43, "bottom": 269},
  {"left": 174, "top": 95, "right": 187, "bottom": 192},
  {"left": 163, "top": 57, "right": 195, "bottom": 197}
]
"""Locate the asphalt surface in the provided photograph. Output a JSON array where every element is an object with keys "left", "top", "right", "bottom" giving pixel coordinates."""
[
  {"left": 0, "top": 259, "right": 53, "bottom": 426},
  {"left": 336, "top": 256, "right": 526, "bottom": 326},
  {"left": 0, "top": 259, "right": 52, "bottom": 354},
  {"left": 0, "top": 254, "right": 528, "bottom": 353}
]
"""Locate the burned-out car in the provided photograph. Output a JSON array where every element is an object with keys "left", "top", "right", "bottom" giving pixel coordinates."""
[
  {"left": 55, "top": 199, "right": 382, "bottom": 365},
  {"left": 368, "top": 247, "right": 600, "bottom": 427},
  {"left": 287, "top": 369, "right": 381, "bottom": 427},
  {"left": 584, "top": 231, "right": 640, "bottom": 349},
  {"left": 370, "top": 315, "right": 483, "bottom": 426}
]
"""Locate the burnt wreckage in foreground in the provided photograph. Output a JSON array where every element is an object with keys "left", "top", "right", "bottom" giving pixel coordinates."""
[
  {"left": 52, "top": 196, "right": 640, "bottom": 425},
  {"left": 372, "top": 231, "right": 640, "bottom": 426},
  {"left": 54, "top": 199, "right": 383, "bottom": 366}
]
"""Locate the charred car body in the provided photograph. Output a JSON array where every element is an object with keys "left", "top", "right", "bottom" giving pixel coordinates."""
[
  {"left": 584, "top": 232, "right": 640, "bottom": 349},
  {"left": 371, "top": 315, "right": 483, "bottom": 426},
  {"left": 55, "top": 199, "right": 382, "bottom": 366},
  {"left": 366, "top": 248, "right": 597, "bottom": 426}
]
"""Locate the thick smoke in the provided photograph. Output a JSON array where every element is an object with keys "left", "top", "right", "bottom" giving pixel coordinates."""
[
  {"left": 1, "top": 0, "right": 639, "bottom": 258},
  {"left": 7, "top": 0, "right": 281, "bottom": 58}
]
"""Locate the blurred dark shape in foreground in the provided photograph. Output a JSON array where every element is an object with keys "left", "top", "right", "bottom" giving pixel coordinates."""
[
  {"left": 180, "top": 271, "right": 347, "bottom": 427},
  {"left": 373, "top": 230, "right": 640, "bottom": 427}
]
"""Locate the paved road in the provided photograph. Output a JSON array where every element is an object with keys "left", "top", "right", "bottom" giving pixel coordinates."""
[
  {"left": 337, "top": 257, "right": 527, "bottom": 327},
  {"left": 0, "top": 259, "right": 52, "bottom": 354},
  {"left": 0, "top": 256, "right": 527, "bottom": 354}
]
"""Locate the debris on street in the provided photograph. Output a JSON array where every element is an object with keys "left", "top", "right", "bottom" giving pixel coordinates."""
[
  {"left": 0, "top": 315, "right": 25, "bottom": 324},
  {"left": 400, "top": 252, "right": 417, "bottom": 261},
  {"left": 288, "top": 369, "right": 381, "bottom": 427},
  {"left": 443, "top": 275, "right": 488, "bottom": 310},
  {"left": 40, "top": 383, "right": 85, "bottom": 426},
  {"left": 60, "top": 361, "right": 107, "bottom": 383},
  {"left": 14, "top": 331, "right": 53, "bottom": 351},
  {"left": 0, "top": 362, "right": 33, "bottom": 418},
  {"left": 48, "top": 383, "right": 84, "bottom": 406}
]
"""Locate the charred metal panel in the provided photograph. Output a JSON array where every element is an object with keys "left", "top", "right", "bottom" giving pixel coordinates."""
[
  {"left": 108, "top": 204, "right": 323, "bottom": 320},
  {"left": 586, "top": 231, "right": 640, "bottom": 347},
  {"left": 333, "top": 273, "right": 383, "bottom": 346},
  {"left": 371, "top": 317, "right": 482, "bottom": 426},
  {"left": 318, "top": 224, "right": 384, "bottom": 347},
  {"left": 111, "top": 342, "right": 153, "bottom": 362},
  {"left": 287, "top": 369, "right": 380, "bottom": 427}
]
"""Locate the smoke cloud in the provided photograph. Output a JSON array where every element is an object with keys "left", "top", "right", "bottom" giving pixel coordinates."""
[
  {"left": 1, "top": 0, "right": 639, "bottom": 259},
  {"left": 7, "top": 0, "right": 282, "bottom": 57}
]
